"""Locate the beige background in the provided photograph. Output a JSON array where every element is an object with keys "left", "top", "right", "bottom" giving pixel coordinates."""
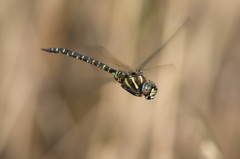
[{"left": 0, "top": 0, "right": 239, "bottom": 159}]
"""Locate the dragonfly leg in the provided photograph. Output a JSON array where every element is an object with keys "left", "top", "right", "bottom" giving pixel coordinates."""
[{"left": 121, "top": 84, "right": 142, "bottom": 97}]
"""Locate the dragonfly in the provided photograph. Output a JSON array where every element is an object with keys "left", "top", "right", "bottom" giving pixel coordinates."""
[{"left": 42, "top": 18, "right": 188, "bottom": 100}]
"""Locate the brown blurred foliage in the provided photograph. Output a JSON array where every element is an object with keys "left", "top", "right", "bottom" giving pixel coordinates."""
[{"left": 0, "top": 0, "right": 240, "bottom": 159}]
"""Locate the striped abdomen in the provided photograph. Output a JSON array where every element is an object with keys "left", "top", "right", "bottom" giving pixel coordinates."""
[{"left": 42, "top": 48, "right": 117, "bottom": 74}]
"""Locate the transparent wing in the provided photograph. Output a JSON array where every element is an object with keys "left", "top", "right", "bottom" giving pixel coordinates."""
[
  {"left": 83, "top": 45, "right": 134, "bottom": 73},
  {"left": 136, "top": 17, "right": 189, "bottom": 73}
]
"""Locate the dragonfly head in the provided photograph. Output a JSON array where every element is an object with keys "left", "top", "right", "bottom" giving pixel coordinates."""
[{"left": 142, "top": 80, "right": 158, "bottom": 100}]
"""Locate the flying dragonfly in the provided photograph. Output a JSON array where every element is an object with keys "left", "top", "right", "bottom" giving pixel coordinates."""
[{"left": 42, "top": 18, "right": 188, "bottom": 100}]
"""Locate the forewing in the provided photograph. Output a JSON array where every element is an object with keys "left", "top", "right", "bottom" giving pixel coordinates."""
[{"left": 136, "top": 17, "right": 189, "bottom": 73}]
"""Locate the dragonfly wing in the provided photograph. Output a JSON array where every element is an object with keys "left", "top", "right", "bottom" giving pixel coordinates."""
[
  {"left": 136, "top": 17, "right": 189, "bottom": 73},
  {"left": 84, "top": 45, "right": 134, "bottom": 73}
]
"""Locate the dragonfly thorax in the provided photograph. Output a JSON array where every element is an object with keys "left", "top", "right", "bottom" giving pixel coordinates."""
[{"left": 112, "top": 71, "right": 157, "bottom": 100}]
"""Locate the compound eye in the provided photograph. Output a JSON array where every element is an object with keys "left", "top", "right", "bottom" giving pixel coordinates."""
[
  {"left": 142, "top": 80, "right": 157, "bottom": 100},
  {"left": 144, "top": 85, "right": 151, "bottom": 92},
  {"left": 142, "top": 83, "right": 152, "bottom": 96}
]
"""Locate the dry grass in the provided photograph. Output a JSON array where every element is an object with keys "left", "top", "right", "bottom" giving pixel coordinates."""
[{"left": 0, "top": 0, "right": 240, "bottom": 159}]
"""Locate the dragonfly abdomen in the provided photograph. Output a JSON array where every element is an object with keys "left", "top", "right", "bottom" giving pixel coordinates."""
[{"left": 42, "top": 48, "right": 116, "bottom": 74}]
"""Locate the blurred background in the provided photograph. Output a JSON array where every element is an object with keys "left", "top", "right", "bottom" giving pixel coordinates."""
[{"left": 0, "top": 0, "right": 240, "bottom": 159}]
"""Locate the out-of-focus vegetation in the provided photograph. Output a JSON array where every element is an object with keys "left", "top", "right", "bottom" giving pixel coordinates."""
[{"left": 0, "top": 0, "right": 239, "bottom": 159}]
